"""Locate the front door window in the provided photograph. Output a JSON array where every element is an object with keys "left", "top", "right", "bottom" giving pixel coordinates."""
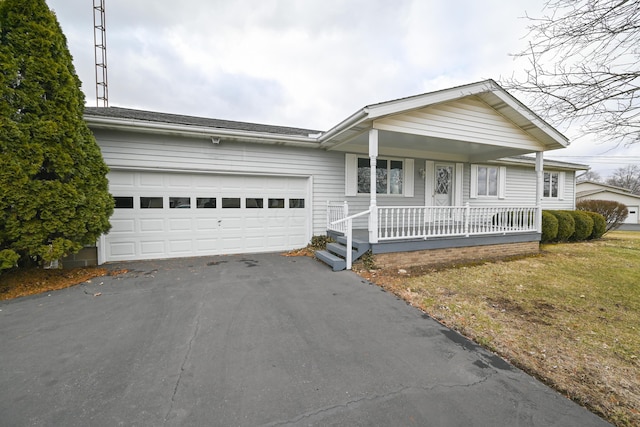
[{"left": 435, "top": 164, "right": 453, "bottom": 206}]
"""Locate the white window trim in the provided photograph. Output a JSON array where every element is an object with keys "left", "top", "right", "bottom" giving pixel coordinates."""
[
  {"left": 543, "top": 171, "right": 565, "bottom": 200},
  {"left": 470, "top": 164, "right": 506, "bottom": 199},
  {"left": 345, "top": 154, "right": 414, "bottom": 197}
]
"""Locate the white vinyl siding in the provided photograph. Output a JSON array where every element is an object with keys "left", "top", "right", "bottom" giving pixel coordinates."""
[{"left": 373, "top": 97, "right": 542, "bottom": 151}]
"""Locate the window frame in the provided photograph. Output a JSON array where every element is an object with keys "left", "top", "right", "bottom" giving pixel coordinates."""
[
  {"left": 345, "top": 154, "right": 414, "bottom": 197},
  {"left": 543, "top": 171, "right": 565, "bottom": 199},
  {"left": 470, "top": 164, "right": 506, "bottom": 199}
]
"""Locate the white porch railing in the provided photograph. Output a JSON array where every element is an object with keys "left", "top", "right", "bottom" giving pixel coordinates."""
[
  {"left": 377, "top": 204, "right": 538, "bottom": 240},
  {"left": 327, "top": 201, "right": 349, "bottom": 234},
  {"left": 329, "top": 208, "right": 371, "bottom": 270},
  {"left": 327, "top": 202, "right": 538, "bottom": 241}
]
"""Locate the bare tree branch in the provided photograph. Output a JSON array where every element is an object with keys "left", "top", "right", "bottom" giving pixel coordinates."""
[{"left": 503, "top": 0, "right": 640, "bottom": 146}]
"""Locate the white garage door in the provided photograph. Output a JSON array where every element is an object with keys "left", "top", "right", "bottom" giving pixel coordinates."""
[{"left": 101, "top": 171, "right": 310, "bottom": 262}]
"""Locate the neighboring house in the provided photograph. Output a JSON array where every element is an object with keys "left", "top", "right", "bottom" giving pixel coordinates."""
[
  {"left": 82, "top": 80, "right": 586, "bottom": 270},
  {"left": 576, "top": 181, "right": 640, "bottom": 224}
]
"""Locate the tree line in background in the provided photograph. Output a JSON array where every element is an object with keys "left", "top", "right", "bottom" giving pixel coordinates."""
[{"left": 578, "top": 164, "right": 640, "bottom": 195}]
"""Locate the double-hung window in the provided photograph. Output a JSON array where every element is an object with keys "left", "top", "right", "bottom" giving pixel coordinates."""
[
  {"left": 476, "top": 166, "right": 499, "bottom": 197},
  {"left": 543, "top": 171, "right": 564, "bottom": 199},
  {"left": 357, "top": 158, "right": 404, "bottom": 194},
  {"left": 470, "top": 165, "right": 506, "bottom": 199},
  {"left": 345, "top": 154, "right": 414, "bottom": 197}
]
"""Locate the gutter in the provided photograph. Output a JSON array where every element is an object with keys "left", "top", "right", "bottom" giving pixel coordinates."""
[
  {"left": 491, "top": 156, "right": 589, "bottom": 171},
  {"left": 317, "top": 109, "right": 369, "bottom": 145},
  {"left": 85, "top": 116, "right": 321, "bottom": 148}
]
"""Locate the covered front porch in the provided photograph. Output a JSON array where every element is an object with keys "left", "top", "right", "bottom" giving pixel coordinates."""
[
  {"left": 321, "top": 202, "right": 540, "bottom": 270},
  {"left": 314, "top": 81, "right": 568, "bottom": 270}
]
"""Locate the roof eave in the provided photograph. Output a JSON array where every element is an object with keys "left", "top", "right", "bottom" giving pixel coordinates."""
[
  {"left": 492, "top": 156, "right": 589, "bottom": 171},
  {"left": 85, "top": 115, "right": 320, "bottom": 147}
]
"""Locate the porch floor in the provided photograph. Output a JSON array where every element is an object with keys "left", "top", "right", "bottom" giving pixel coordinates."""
[{"left": 328, "top": 228, "right": 541, "bottom": 255}]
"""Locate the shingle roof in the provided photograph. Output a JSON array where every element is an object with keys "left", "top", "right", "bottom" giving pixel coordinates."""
[{"left": 84, "top": 107, "right": 320, "bottom": 137}]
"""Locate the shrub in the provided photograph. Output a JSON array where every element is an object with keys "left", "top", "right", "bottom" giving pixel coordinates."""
[
  {"left": 584, "top": 212, "right": 607, "bottom": 239},
  {"left": 576, "top": 199, "right": 628, "bottom": 232},
  {"left": 548, "top": 210, "right": 575, "bottom": 242},
  {"left": 567, "top": 210, "right": 594, "bottom": 241},
  {"left": 0, "top": 249, "right": 20, "bottom": 272},
  {"left": 309, "top": 235, "right": 334, "bottom": 250},
  {"left": 541, "top": 211, "right": 559, "bottom": 243},
  {"left": 0, "top": 0, "right": 114, "bottom": 270}
]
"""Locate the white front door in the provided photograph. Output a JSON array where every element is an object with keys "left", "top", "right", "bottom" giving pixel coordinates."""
[{"left": 434, "top": 163, "right": 454, "bottom": 206}]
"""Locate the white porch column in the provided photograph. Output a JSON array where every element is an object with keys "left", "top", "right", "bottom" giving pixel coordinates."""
[
  {"left": 535, "top": 152, "right": 544, "bottom": 233},
  {"left": 369, "top": 129, "right": 379, "bottom": 243}
]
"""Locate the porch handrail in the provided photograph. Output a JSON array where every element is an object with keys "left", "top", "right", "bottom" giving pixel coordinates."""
[
  {"left": 327, "top": 201, "right": 348, "bottom": 233},
  {"left": 377, "top": 204, "right": 538, "bottom": 241},
  {"left": 330, "top": 208, "right": 372, "bottom": 226},
  {"left": 330, "top": 208, "right": 372, "bottom": 270}
]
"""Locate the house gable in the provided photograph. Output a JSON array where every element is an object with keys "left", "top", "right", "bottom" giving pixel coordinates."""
[{"left": 373, "top": 96, "right": 541, "bottom": 152}]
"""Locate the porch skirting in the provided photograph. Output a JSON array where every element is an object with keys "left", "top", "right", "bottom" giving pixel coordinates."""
[{"left": 371, "top": 233, "right": 540, "bottom": 269}]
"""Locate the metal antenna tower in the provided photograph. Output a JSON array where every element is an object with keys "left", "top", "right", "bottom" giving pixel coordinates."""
[{"left": 93, "top": 0, "right": 108, "bottom": 107}]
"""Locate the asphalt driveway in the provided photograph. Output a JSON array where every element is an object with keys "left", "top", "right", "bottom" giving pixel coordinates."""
[{"left": 0, "top": 253, "right": 610, "bottom": 426}]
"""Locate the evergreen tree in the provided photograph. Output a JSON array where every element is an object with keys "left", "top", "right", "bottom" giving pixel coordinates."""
[{"left": 0, "top": 0, "right": 113, "bottom": 270}]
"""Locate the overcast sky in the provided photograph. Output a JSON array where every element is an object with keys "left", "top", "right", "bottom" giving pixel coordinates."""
[{"left": 47, "top": 0, "right": 639, "bottom": 177}]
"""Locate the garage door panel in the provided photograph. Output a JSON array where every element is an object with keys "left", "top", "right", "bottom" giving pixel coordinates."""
[
  {"left": 110, "top": 218, "right": 135, "bottom": 233},
  {"left": 109, "top": 242, "right": 136, "bottom": 257},
  {"left": 169, "top": 240, "right": 193, "bottom": 253},
  {"left": 105, "top": 171, "right": 310, "bottom": 262},
  {"left": 196, "top": 218, "right": 220, "bottom": 230},
  {"left": 140, "top": 240, "right": 165, "bottom": 255},
  {"left": 138, "top": 173, "right": 165, "bottom": 188},
  {"left": 166, "top": 174, "right": 192, "bottom": 189},
  {"left": 168, "top": 218, "right": 192, "bottom": 231},
  {"left": 109, "top": 171, "right": 135, "bottom": 188},
  {"left": 196, "top": 239, "right": 219, "bottom": 251},
  {"left": 140, "top": 219, "right": 165, "bottom": 232}
]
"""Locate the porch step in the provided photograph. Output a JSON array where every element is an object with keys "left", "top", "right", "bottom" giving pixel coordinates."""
[
  {"left": 326, "top": 242, "right": 358, "bottom": 260},
  {"left": 335, "top": 236, "right": 370, "bottom": 254},
  {"left": 315, "top": 236, "right": 371, "bottom": 271},
  {"left": 315, "top": 250, "right": 346, "bottom": 271}
]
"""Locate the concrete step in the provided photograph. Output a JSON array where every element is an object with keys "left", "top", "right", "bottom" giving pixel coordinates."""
[{"left": 315, "top": 250, "right": 346, "bottom": 271}]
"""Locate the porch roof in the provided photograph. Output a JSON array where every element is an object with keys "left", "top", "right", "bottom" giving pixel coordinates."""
[{"left": 318, "top": 80, "right": 569, "bottom": 163}]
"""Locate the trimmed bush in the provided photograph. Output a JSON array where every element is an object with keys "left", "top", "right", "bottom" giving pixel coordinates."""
[
  {"left": 576, "top": 199, "right": 628, "bottom": 232},
  {"left": 568, "top": 210, "right": 594, "bottom": 241},
  {"left": 548, "top": 210, "right": 575, "bottom": 242},
  {"left": 584, "top": 212, "right": 607, "bottom": 240},
  {"left": 541, "top": 211, "right": 559, "bottom": 243}
]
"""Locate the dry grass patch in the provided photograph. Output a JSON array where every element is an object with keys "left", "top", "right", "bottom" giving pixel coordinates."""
[
  {"left": 0, "top": 267, "right": 110, "bottom": 301},
  {"left": 357, "top": 231, "right": 640, "bottom": 427}
]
